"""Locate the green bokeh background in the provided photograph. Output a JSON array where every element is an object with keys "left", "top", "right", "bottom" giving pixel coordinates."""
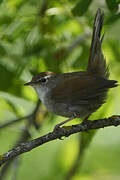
[{"left": 0, "top": 0, "right": 120, "bottom": 179}]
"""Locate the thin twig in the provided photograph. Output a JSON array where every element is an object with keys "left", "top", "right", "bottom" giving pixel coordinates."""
[
  {"left": 0, "top": 100, "right": 41, "bottom": 130},
  {"left": 0, "top": 100, "right": 41, "bottom": 178},
  {"left": 0, "top": 128, "right": 31, "bottom": 179},
  {"left": 11, "top": 157, "right": 20, "bottom": 180},
  {"left": 0, "top": 115, "right": 31, "bottom": 129},
  {"left": 54, "top": 32, "right": 90, "bottom": 61},
  {"left": 65, "top": 131, "right": 95, "bottom": 180},
  {"left": 66, "top": 32, "right": 90, "bottom": 55},
  {"left": 0, "top": 115, "right": 120, "bottom": 167},
  {"left": 65, "top": 134, "right": 84, "bottom": 180}
]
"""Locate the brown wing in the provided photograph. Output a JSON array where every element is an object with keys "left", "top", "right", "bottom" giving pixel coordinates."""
[{"left": 50, "top": 74, "right": 116, "bottom": 105}]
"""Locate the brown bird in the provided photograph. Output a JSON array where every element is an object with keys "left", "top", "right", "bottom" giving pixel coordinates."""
[{"left": 24, "top": 9, "right": 117, "bottom": 129}]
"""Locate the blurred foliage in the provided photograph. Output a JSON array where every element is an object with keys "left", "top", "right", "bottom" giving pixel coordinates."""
[
  {"left": 72, "top": 0, "right": 93, "bottom": 16},
  {"left": 105, "top": 0, "right": 119, "bottom": 13},
  {"left": 0, "top": 0, "right": 120, "bottom": 180}
]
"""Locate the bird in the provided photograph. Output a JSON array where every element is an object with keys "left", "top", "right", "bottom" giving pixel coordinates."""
[{"left": 24, "top": 9, "right": 118, "bottom": 130}]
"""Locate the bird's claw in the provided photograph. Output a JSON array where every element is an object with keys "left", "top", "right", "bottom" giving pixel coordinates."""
[{"left": 53, "top": 124, "right": 61, "bottom": 131}]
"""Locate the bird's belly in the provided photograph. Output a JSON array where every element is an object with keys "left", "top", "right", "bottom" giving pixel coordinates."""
[{"left": 44, "top": 100, "right": 89, "bottom": 118}]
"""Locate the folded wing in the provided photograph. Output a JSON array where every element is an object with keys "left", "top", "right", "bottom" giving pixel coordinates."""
[{"left": 51, "top": 74, "right": 117, "bottom": 105}]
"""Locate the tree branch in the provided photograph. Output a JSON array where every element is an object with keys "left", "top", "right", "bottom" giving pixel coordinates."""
[{"left": 0, "top": 115, "right": 120, "bottom": 167}]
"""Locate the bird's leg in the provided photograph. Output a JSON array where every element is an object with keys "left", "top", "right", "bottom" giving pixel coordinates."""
[
  {"left": 54, "top": 113, "right": 78, "bottom": 131},
  {"left": 82, "top": 114, "right": 91, "bottom": 124}
]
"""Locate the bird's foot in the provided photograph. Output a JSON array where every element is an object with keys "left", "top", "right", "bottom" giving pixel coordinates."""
[{"left": 53, "top": 124, "right": 61, "bottom": 131}]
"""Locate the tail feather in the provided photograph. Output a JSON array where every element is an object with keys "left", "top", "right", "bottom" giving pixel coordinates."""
[{"left": 87, "top": 8, "right": 109, "bottom": 79}]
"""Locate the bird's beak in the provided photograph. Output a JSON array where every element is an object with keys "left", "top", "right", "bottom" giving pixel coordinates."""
[
  {"left": 24, "top": 81, "right": 34, "bottom": 86},
  {"left": 24, "top": 79, "right": 40, "bottom": 86}
]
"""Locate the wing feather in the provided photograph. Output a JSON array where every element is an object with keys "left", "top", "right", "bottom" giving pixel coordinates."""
[{"left": 50, "top": 74, "right": 116, "bottom": 105}]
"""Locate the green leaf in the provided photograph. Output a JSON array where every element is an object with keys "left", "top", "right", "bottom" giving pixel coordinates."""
[
  {"left": 105, "top": 13, "right": 120, "bottom": 24},
  {"left": 0, "top": 43, "right": 7, "bottom": 56},
  {"left": 0, "top": 92, "right": 35, "bottom": 114},
  {"left": 0, "top": 0, "right": 3, "bottom": 4},
  {"left": 0, "top": 64, "right": 23, "bottom": 96},
  {"left": 72, "top": 0, "right": 92, "bottom": 16},
  {"left": 116, "top": 0, "right": 120, "bottom": 3},
  {"left": 106, "top": 0, "right": 119, "bottom": 13},
  {"left": 0, "top": 64, "right": 14, "bottom": 91}
]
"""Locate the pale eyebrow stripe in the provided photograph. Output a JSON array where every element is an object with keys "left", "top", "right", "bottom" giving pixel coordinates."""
[{"left": 44, "top": 75, "right": 52, "bottom": 79}]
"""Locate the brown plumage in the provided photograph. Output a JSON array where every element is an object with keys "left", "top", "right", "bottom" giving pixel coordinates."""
[{"left": 24, "top": 9, "right": 118, "bottom": 127}]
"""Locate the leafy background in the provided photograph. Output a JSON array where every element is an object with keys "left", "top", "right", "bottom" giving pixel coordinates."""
[{"left": 0, "top": 0, "right": 120, "bottom": 179}]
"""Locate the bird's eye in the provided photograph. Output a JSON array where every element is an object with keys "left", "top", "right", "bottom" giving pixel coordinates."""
[{"left": 40, "top": 78, "right": 47, "bottom": 83}]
